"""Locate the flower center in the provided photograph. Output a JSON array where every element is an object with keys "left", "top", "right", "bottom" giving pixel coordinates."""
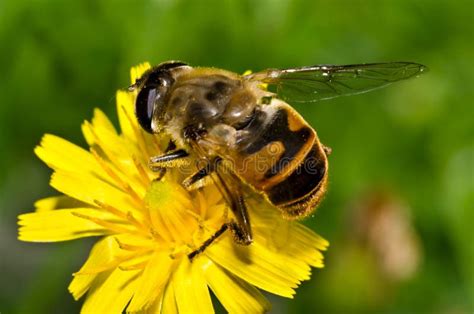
[{"left": 143, "top": 179, "right": 220, "bottom": 257}]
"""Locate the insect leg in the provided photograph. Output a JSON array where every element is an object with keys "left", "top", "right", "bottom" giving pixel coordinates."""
[
  {"left": 188, "top": 223, "right": 229, "bottom": 260},
  {"left": 148, "top": 141, "right": 188, "bottom": 182},
  {"left": 183, "top": 136, "right": 253, "bottom": 260},
  {"left": 182, "top": 156, "right": 221, "bottom": 189},
  {"left": 149, "top": 149, "right": 189, "bottom": 172},
  {"left": 194, "top": 152, "right": 252, "bottom": 245},
  {"left": 150, "top": 149, "right": 189, "bottom": 165},
  {"left": 223, "top": 191, "right": 252, "bottom": 245},
  {"left": 188, "top": 168, "right": 253, "bottom": 260}
]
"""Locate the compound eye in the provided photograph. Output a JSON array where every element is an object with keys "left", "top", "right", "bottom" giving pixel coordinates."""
[{"left": 135, "top": 86, "right": 157, "bottom": 133}]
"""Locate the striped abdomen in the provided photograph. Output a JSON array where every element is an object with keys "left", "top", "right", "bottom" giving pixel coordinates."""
[{"left": 230, "top": 102, "right": 328, "bottom": 218}]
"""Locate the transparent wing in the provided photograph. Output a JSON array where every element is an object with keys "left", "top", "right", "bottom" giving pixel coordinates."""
[{"left": 245, "top": 62, "right": 427, "bottom": 103}]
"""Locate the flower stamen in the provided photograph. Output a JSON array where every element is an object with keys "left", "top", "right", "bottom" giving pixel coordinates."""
[
  {"left": 119, "top": 260, "right": 148, "bottom": 271},
  {"left": 185, "top": 209, "right": 208, "bottom": 228},
  {"left": 93, "top": 199, "right": 133, "bottom": 222},
  {"left": 132, "top": 156, "right": 152, "bottom": 186},
  {"left": 169, "top": 244, "right": 190, "bottom": 260},
  {"left": 114, "top": 237, "right": 153, "bottom": 251},
  {"left": 93, "top": 200, "right": 150, "bottom": 237}
]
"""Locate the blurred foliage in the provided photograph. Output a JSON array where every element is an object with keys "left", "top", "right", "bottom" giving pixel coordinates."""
[{"left": 0, "top": 0, "right": 473, "bottom": 313}]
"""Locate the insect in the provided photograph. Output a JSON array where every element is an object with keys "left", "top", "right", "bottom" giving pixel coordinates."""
[{"left": 130, "top": 61, "right": 426, "bottom": 258}]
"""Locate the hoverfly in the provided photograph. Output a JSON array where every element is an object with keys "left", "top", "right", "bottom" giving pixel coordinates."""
[{"left": 130, "top": 61, "right": 426, "bottom": 258}]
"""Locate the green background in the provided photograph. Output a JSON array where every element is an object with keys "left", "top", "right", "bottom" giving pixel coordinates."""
[{"left": 1, "top": 0, "right": 472, "bottom": 313}]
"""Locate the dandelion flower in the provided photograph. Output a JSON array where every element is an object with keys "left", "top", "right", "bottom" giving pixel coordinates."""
[{"left": 18, "top": 63, "right": 329, "bottom": 313}]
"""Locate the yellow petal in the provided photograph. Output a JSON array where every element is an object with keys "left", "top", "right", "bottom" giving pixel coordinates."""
[
  {"left": 252, "top": 224, "right": 326, "bottom": 269},
  {"left": 91, "top": 108, "right": 118, "bottom": 135},
  {"left": 82, "top": 110, "right": 150, "bottom": 196},
  {"left": 34, "top": 195, "right": 89, "bottom": 212},
  {"left": 74, "top": 235, "right": 152, "bottom": 276},
  {"left": 18, "top": 208, "right": 113, "bottom": 242},
  {"left": 281, "top": 223, "right": 328, "bottom": 268},
  {"left": 69, "top": 236, "right": 121, "bottom": 299},
  {"left": 82, "top": 111, "right": 132, "bottom": 164},
  {"left": 34, "top": 134, "right": 104, "bottom": 176},
  {"left": 81, "top": 268, "right": 140, "bottom": 314},
  {"left": 202, "top": 257, "right": 271, "bottom": 314},
  {"left": 254, "top": 235, "right": 313, "bottom": 280},
  {"left": 50, "top": 171, "right": 141, "bottom": 218},
  {"left": 116, "top": 89, "right": 164, "bottom": 165},
  {"left": 130, "top": 62, "right": 151, "bottom": 84},
  {"left": 116, "top": 90, "right": 139, "bottom": 143},
  {"left": 173, "top": 258, "right": 214, "bottom": 314},
  {"left": 127, "top": 252, "right": 175, "bottom": 312},
  {"left": 201, "top": 184, "right": 224, "bottom": 210},
  {"left": 81, "top": 119, "right": 96, "bottom": 146},
  {"left": 250, "top": 202, "right": 328, "bottom": 268},
  {"left": 207, "top": 236, "right": 300, "bottom": 298},
  {"left": 136, "top": 293, "right": 164, "bottom": 314},
  {"left": 81, "top": 109, "right": 118, "bottom": 148},
  {"left": 161, "top": 282, "right": 178, "bottom": 314}
]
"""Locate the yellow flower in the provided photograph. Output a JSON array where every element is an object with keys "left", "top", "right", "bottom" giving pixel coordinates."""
[{"left": 18, "top": 63, "right": 329, "bottom": 313}]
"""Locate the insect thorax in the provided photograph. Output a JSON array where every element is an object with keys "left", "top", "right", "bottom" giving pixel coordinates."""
[{"left": 162, "top": 73, "right": 263, "bottom": 144}]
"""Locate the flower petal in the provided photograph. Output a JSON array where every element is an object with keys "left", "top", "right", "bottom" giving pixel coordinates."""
[
  {"left": 116, "top": 90, "right": 139, "bottom": 143},
  {"left": 82, "top": 110, "right": 138, "bottom": 168},
  {"left": 161, "top": 282, "right": 178, "bottom": 314},
  {"left": 82, "top": 109, "right": 125, "bottom": 153},
  {"left": 81, "top": 109, "right": 149, "bottom": 197},
  {"left": 18, "top": 208, "right": 113, "bottom": 242},
  {"left": 81, "top": 268, "right": 140, "bottom": 314},
  {"left": 91, "top": 108, "right": 118, "bottom": 135},
  {"left": 50, "top": 171, "right": 142, "bottom": 218},
  {"left": 127, "top": 252, "right": 175, "bottom": 312},
  {"left": 202, "top": 257, "right": 271, "bottom": 314},
  {"left": 250, "top": 202, "right": 329, "bottom": 268},
  {"left": 34, "top": 134, "right": 105, "bottom": 176},
  {"left": 280, "top": 223, "right": 328, "bottom": 268},
  {"left": 173, "top": 258, "right": 213, "bottom": 314},
  {"left": 34, "top": 195, "right": 89, "bottom": 212},
  {"left": 207, "top": 236, "right": 300, "bottom": 298},
  {"left": 69, "top": 236, "right": 121, "bottom": 299},
  {"left": 130, "top": 62, "right": 151, "bottom": 84},
  {"left": 136, "top": 293, "right": 164, "bottom": 314}
]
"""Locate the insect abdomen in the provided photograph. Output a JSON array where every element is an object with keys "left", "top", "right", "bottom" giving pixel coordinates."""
[
  {"left": 265, "top": 143, "right": 328, "bottom": 218},
  {"left": 231, "top": 102, "right": 328, "bottom": 217}
]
